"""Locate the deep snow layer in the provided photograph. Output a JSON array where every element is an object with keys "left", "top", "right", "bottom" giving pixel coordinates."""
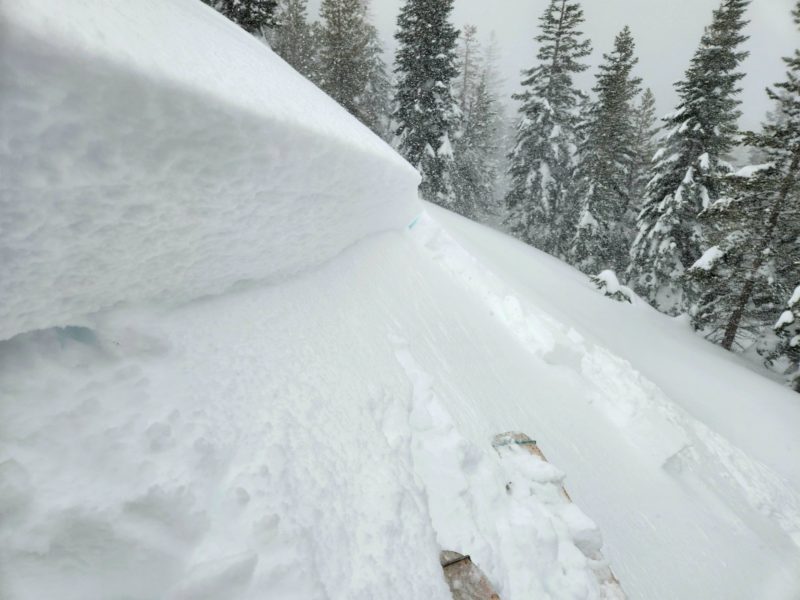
[{"left": 0, "top": 0, "right": 418, "bottom": 341}]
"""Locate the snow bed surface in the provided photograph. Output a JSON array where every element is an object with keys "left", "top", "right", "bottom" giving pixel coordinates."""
[
  {"left": 0, "top": 0, "right": 418, "bottom": 341},
  {"left": 3, "top": 1, "right": 800, "bottom": 599},
  {"left": 3, "top": 209, "right": 800, "bottom": 599}
]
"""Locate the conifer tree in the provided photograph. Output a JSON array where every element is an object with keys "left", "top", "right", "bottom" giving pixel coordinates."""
[
  {"left": 688, "top": 0, "right": 799, "bottom": 352},
  {"left": 202, "top": 0, "right": 279, "bottom": 36},
  {"left": 454, "top": 71, "right": 501, "bottom": 218},
  {"left": 483, "top": 33, "right": 512, "bottom": 217},
  {"left": 451, "top": 26, "right": 503, "bottom": 218},
  {"left": 626, "top": 88, "right": 659, "bottom": 226},
  {"left": 773, "top": 286, "right": 800, "bottom": 391},
  {"left": 358, "top": 23, "right": 394, "bottom": 141},
  {"left": 272, "top": 0, "right": 318, "bottom": 82},
  {"left": 687, "top": 167, "right": 792, "bottom": 348},
  {"left": 570, "top": 27, "right": 642, "bottom": 273},
  {"left": 505, "top": 0, "right": 592, "bottom": 257},
  {"left": 455, "top": 26, "right": 482, "bottom": 114},
  {"left": 317, "top": 0, "right": 391, "bottom": 139},
  {"left": 393, "top": 0, "right": 461, "bottom": 205},
  {"left": 627, "top": 0, "right": 750, "bottom": 314},
  {"left": 318, "top": 0, "right": 371, "bottom": 116}
]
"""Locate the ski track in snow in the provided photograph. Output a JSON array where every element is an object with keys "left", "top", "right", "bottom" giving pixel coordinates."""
[
  {"left": 387, "top": 338, "right": 620, "bottom": 599},
  {"left": 411, "top": 211, "right": 800, "bottom": 551}
]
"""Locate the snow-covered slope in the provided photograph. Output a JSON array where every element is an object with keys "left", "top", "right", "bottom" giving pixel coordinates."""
[
  {"left": 3, "top": 207, "right": 800, "bottom": 599},
  {"left": 2, "top": 1, "right": 800, "bottom": 599},
  {"left": 1, "top": 1, "right": 616, "bottom": 598},
  {"left": 415, "top": 206, "right": 800, "bottom": 598},
  {"left": 0, "top": 0, "right": 418, "bottom": 341}
]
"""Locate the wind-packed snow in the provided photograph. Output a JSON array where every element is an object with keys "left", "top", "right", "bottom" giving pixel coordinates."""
[
  {"left": 0, "top": 0, "right": 418, "bottom": 341},
  {"left": 3, "top": 1, "right": 800, "bottom": 599}
]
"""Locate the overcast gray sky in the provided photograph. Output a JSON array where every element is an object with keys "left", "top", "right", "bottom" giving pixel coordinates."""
[{"left": 307, "top": 0, "right": 797, "bottom": 131}]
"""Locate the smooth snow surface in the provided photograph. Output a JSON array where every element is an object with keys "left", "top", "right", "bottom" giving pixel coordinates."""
[{"left": 0, "top": 0, "right": 418, "bottom": 341}]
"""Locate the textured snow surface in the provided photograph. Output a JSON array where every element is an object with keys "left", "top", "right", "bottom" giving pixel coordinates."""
[
  {"left": 0, "top": 0, "right": 419, "bottom": 341},
  {"left": 2, "top": 211, "right": 800, "bottom": 599},
  {"left": 419, "top": 205, "right": 800, "bottom": 599},
  {"left": 1, "top": 233, "right": 622, "bottom": 600}
]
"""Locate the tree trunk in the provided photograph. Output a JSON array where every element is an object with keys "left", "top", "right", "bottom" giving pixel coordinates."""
[{"left": 721, "top": 276, "right": 755, "bottom": 349}]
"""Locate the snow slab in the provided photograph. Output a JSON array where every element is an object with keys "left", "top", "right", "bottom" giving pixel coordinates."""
[{"left": 0, "top": 0, "right": 419, "bottom": 341}]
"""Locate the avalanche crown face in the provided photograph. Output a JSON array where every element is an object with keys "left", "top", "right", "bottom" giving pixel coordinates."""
[{"left": 0, "top": 0, "right": 419, "bottom": 343}]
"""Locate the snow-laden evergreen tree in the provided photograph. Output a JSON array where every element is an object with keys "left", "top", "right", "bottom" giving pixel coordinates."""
[
  {"left": 393, "top": 0, "right": 461, "bottom": 205},
  {"left": 318, "top": 0, "right": 371, "bottom": 116},
  {"left": 505, "top": 0, "right": 592, "bottom": 257},
  {"left": 317, "top": 0, "right": 391, "bottom": 139},
  {"left": 454, "top": 71, "right": 501, "bottom": 218},
  {"left": 455, "top": 26, "right": 482, "bottom": 114},
  {"left": 688, "top": 0, "right": 799, "bottom": 354},
  {"left": 450, "top": 26, "right": 504, "bottom": 218},
  {"left": 773, "top": 286, "right": 800, "bottom": 392},
  {"left": 202, "top": 0, "right": 278, "bottom": 36},
  {"left": 625, "top": 88, "right": 659, "bottom": 229},
  {"left": 569, "top": 27, "right": 642, "bottom": 273},
  {"left": 272, "top": 0, "right": 318, "bottom": 82},
  {"left": 627, "top": 0, "right": 750, "bottom": 314},
  {"left": 357, "top": 22, "right": 394, "bottom": 141},
  {"left": 686, "top": 167, "right": 792, "bottom": 349},
  {"left": 484, "top": 32, "right": 513, "bottom": 217}
]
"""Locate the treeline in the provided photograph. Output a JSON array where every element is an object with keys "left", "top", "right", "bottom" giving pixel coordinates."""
[
  {"left": 202, "top": 0, "right": 506, "bottom": 220},
  {"left": 505, "top": 0, "right": 799, "bottom": 392},
  {"left": 202, "top": 0, "right": 799, "bottom": 392}
]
